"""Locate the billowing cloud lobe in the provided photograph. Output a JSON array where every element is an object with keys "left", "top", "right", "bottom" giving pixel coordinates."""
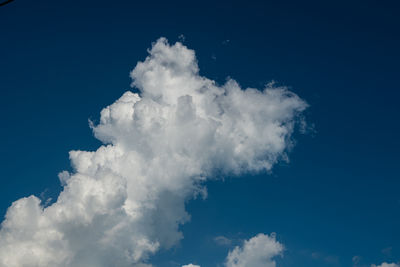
[{"left": 225, "top": 234, "right": 283, "bottom": 267}]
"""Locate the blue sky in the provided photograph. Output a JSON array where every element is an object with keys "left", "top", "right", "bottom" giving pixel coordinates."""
[{"left": 0, "top": 1, "right": 399, "bottom": 266}]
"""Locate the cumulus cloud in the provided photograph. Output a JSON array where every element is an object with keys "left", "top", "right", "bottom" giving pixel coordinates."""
[
  {"left": 225, "top": 233, "right": 283, "bottom": 267},
  {"left": 185, "top": 234, "right": 282, "bottom": 267},
  {"left": 0, "top": 38, "right": 307, "bottom": 266},
  {"left": 372, "top": 263, "right": 400, "bottom": 267}
]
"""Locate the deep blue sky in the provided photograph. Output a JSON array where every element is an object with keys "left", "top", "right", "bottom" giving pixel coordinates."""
[{"left": 0, "top": 0, "right": 399, "bottom": 266}]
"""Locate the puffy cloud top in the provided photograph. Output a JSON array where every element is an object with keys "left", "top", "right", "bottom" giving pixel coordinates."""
[
  {"left": 225, "top": 234, "right": 283, "bottom": 267},
  {"left": 0, "top": 38, "right": 307, "bottom": 267}
]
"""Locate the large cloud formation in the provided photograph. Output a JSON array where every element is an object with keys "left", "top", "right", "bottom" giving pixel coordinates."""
[{"left": 0, "top": 38, "right": 307, "bottom": 267}]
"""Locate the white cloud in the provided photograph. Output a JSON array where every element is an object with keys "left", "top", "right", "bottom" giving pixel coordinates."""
[
  {"left": 0, "top": 38, "right": 307, "bottom": 267},
  {"left": 182, "top": 264, "right": 201, "bottom": 267},
  {"left": 225, "top": 233, "right": 284, "bottom": 267},
  {"left": 372, "top": 263, "right": 400, "bottom": 267}
]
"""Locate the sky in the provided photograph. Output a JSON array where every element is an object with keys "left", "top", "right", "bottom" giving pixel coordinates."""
[{"left": 0, "top": 0, "right": 399, "bottom": 267}]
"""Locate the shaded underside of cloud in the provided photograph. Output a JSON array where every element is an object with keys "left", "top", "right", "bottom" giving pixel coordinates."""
[{"left": 0, "top": 38, "right": 307, "bottom": 267}]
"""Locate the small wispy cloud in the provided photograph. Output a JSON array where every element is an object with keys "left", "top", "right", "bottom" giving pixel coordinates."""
[
  {"left": 214, "top": 236, "right": 233, "bottom": 246},
  {"left": 382, "top": 247, "right": 393, "bottom": 257},
  {"left": 372, "top": 262, "right": 400, "bottom": 267},
  {"left": 352, "top": 255, "right": 362, "bottom": 266}
]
